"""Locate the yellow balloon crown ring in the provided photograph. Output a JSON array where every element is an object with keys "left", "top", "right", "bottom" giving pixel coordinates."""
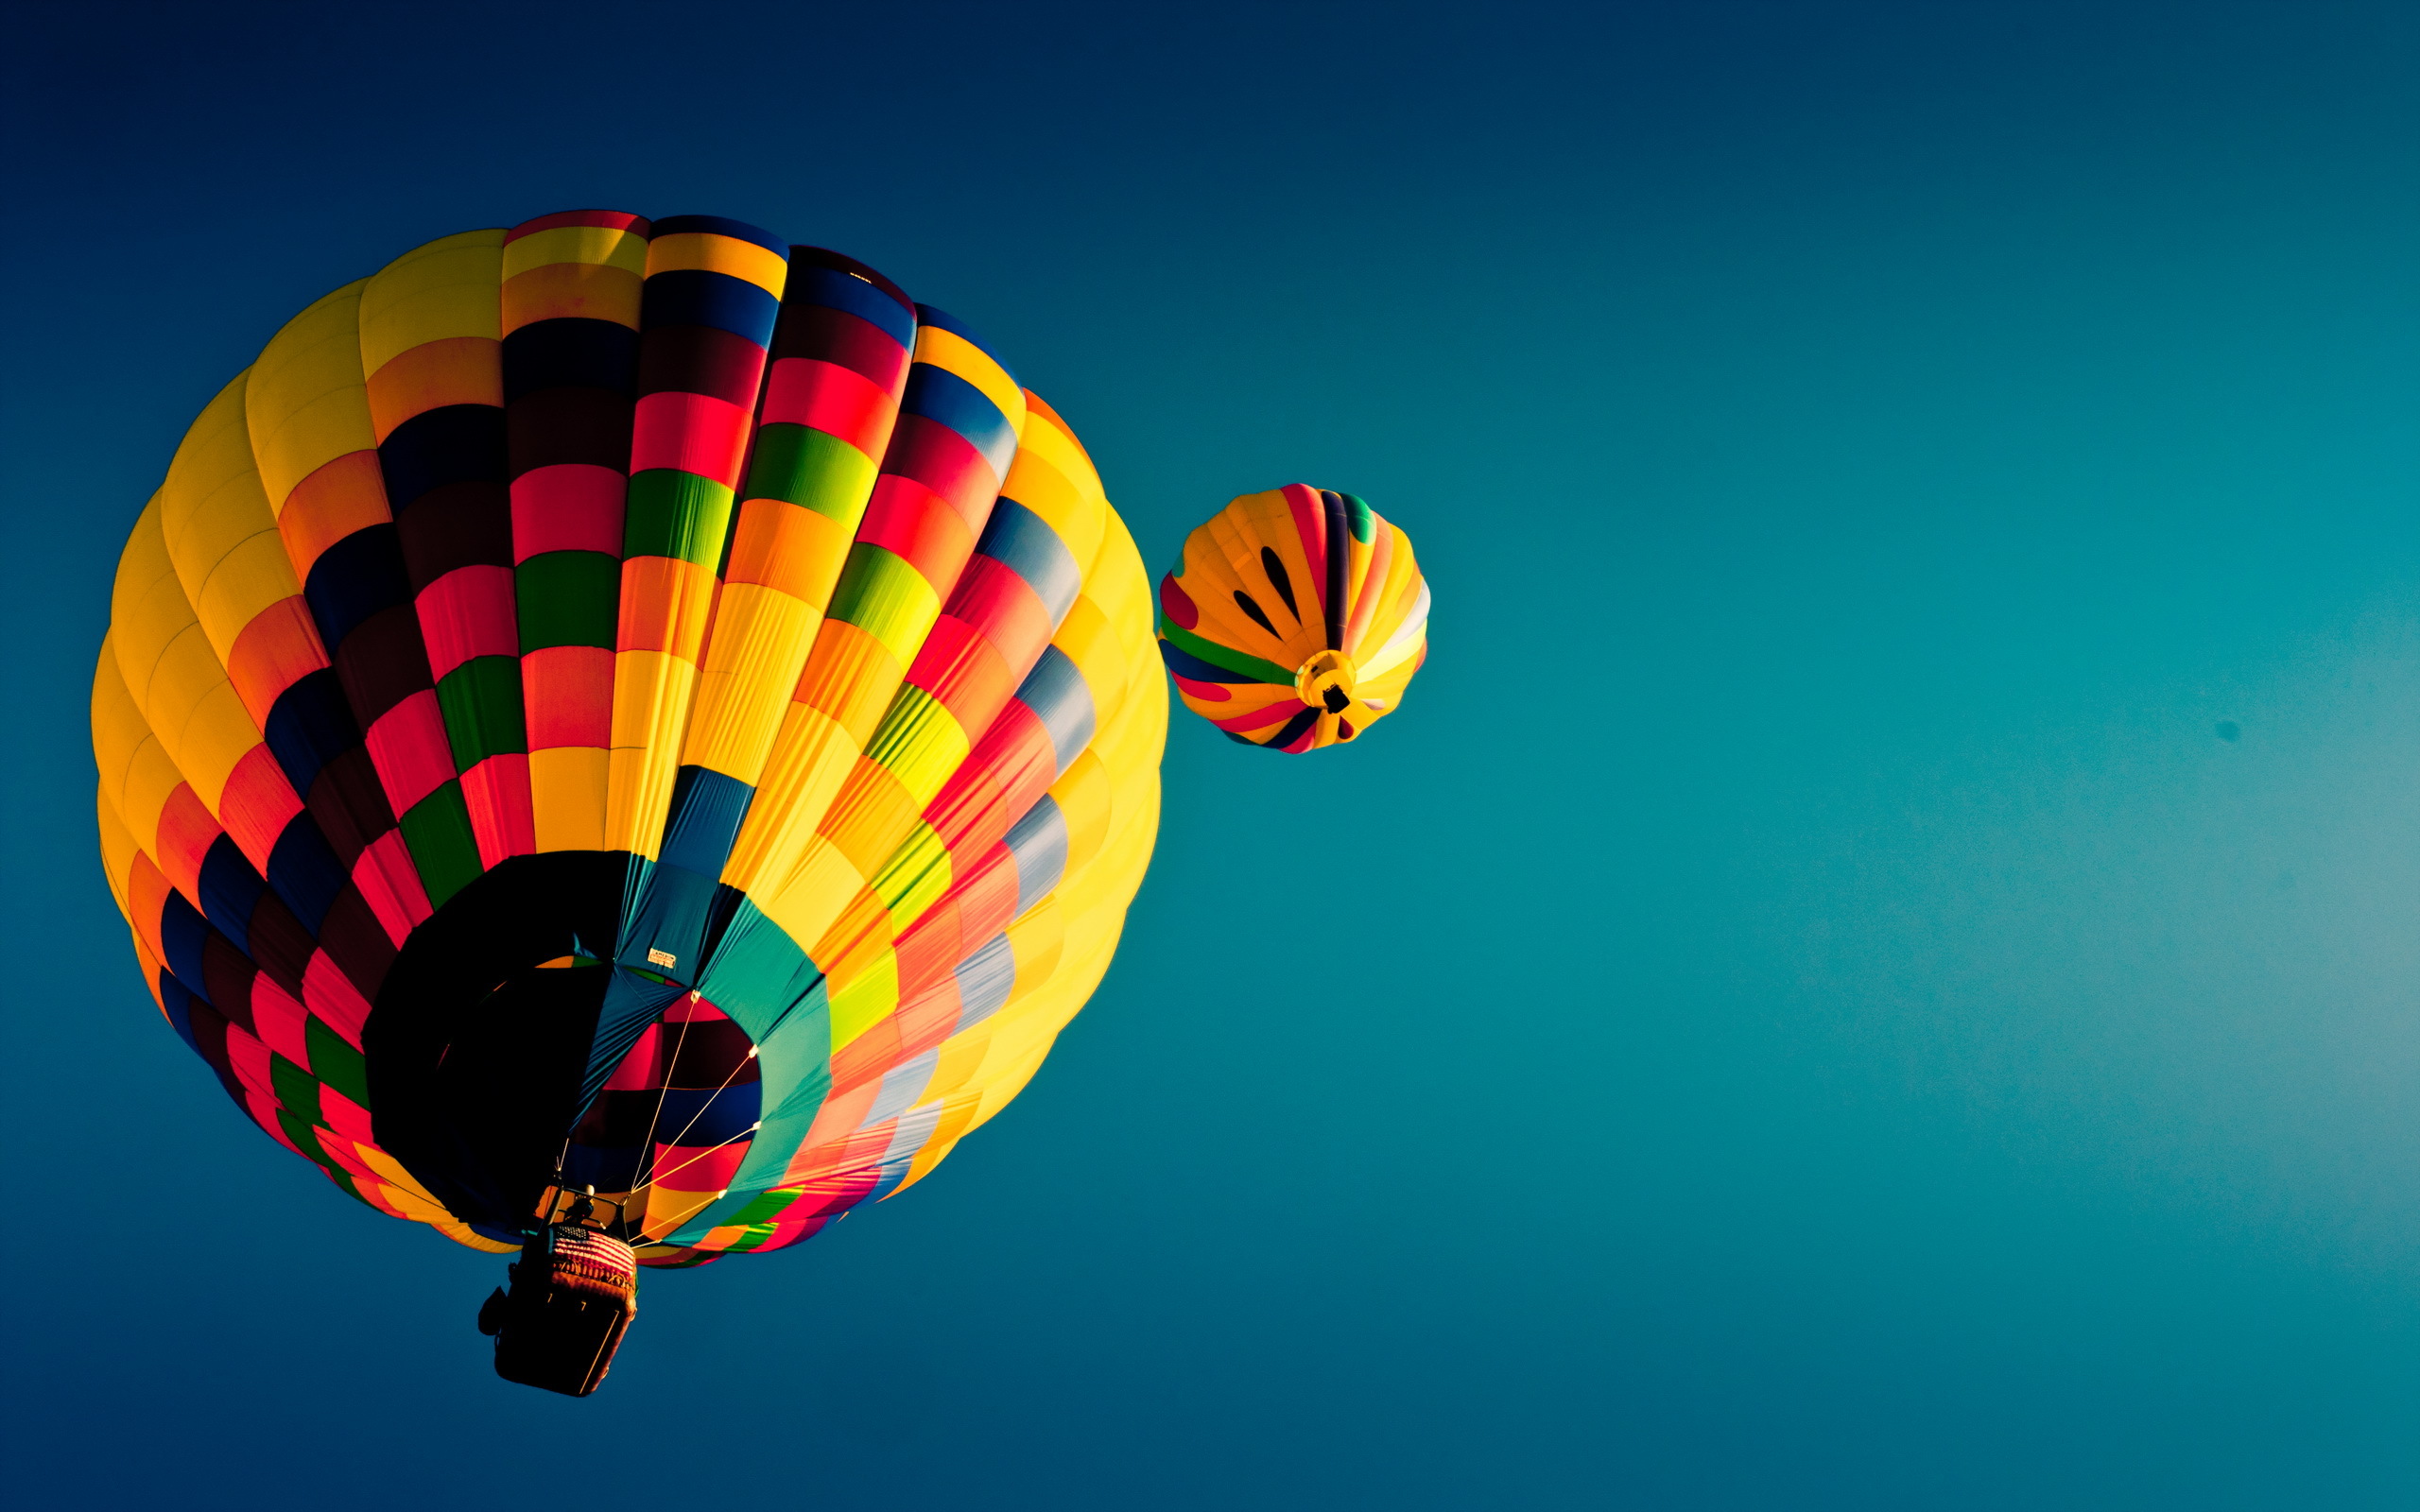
[{"left": 1295, "top": 648, "right": 1359, "bottom": 713}]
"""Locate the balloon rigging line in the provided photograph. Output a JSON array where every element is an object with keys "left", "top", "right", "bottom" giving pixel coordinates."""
[
  {"left": 632, "top": 1049, "right": 758, "bottom": 1191},
  {"left": 626, "top": 1007, "right": 700, "bottom": 1197}
]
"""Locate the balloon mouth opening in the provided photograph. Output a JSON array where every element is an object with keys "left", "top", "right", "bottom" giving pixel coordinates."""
[{"left": 1294, "top": 650, "right": 1359, "bottom": 711}]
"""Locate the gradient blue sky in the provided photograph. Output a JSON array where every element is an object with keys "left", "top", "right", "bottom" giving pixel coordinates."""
[{"left": 11, "top": 3, "right": 2420, "bottom": 1506}]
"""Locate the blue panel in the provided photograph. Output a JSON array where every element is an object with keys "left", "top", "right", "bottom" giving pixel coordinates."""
[
  {"left": 502, "top": 318, "right": 639, "bottom": 402},
  {"left": 649, "top": 215, "right": 789, "bottom": 257},
  {"left": 910, "top": 304, "right": 1017, "bottom": 387},
  {"left": 1003, "top": 797, "right": 1068, "bottom": 914},
  {"left": 1015, "top": 645, "right": 1097, "bottom": 773},
  {"left": 378, "top": 404, "right": 507, "bottom": 511},
  {"left": 787, "top": 265, "right": 915, "bottom": 349},
  {"left": 562, "top": 1142, "right": 645, "bottom": 1193},
  {"left": 641, "top": 269, "right": 780, "bottom": 348},
  {"left": 647, "top": 1081, "right": 764, "bottom": 1149},
  {"left": 264, "top": 816, "right": 343, "bottom": 934},
  {"left": 576, "top": 969, "right": 690, "bottom": 1113},
  {"left": 195, "top": 835, "right": 264, "bottom": 954},
  {"left": 657, "top": 765, "right": 754, "bottom": 876},
  {"left": 157, "top": 892, "right": 215, "bottom": 1003},
  {"left": 302, "top": 525, "right": 410, "bottom": 650},
  {"left": 901, "top": 364, "right": 1015, "bottom": 478},
  {"left": 159, "top": 972, "right": 199, "bottom": 1051},
  {"left": 976, "top": 500, "right": 1081, "bottom": 623},
  {"left": 262, "top": 667, "right": 358, "bottom": 794},
  {"left": 617, "top": 864, "right": 716, "bottom": 985},
  {"left": 953, "top": 932, "right": 1017, "bottom": 1029}
]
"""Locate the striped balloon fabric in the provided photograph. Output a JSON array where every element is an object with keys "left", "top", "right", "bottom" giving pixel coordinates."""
[
  {"left": 1157, "top": 485, "right": 1429, "bottom": 752},
  {"left": 93, "top": 212, "right": 1165, "bottom": 1265}
]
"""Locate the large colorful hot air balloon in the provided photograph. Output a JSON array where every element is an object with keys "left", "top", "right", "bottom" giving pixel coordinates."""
[
  {"left": 91, "top": 212, "right": 1165, "bottom": 1391},
  {"left": 1157, "top": 485, "right": 1429, "bottom": 751}
]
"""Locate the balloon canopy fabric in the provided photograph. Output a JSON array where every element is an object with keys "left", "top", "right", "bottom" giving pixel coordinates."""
[
  {"left": 92, "top": 211, "right": 1166, "bottom": 1267},
  {"left": 1156, "top": 486, "right": 1429, "bottom": 752}
]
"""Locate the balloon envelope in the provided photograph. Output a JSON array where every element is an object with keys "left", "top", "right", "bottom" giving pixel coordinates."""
[
  {"left": 1156, "top": 485, "right": 1429, "bottom": 752},
  {"left": 92, "top": 211, "right": 1164, "bottom": 1265}
]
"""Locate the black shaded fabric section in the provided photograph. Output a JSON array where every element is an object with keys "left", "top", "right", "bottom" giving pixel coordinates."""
[
  {"left": 196, "top": 833, "right": 264, "bottom": 953},
  {"left": 302, "top": 525, "right": 411, "bottom": 650},
  {"left": 367, "top": 850, "right": 628, "bottom": 1229},
  {"left": 507, "top": 387, "right": 634, "bottom": 475},
  {"left": 637, "top": 324, "right": 768, "bottom": 407},
  {"left": 331, "top": 604, "right": 434, "bottom": 724},
  {"left": 503, "top": 319, "right": 638, "bottom": 404},
  {"left": 264, "top": 816, "right": 345, "bottom": 934},
  {"left": 769, "top": 306, "right": 906, "bottom": 386},
  {"left": 380, "top": 405, "right": 507, "bottom": 512},
  {"left": 396, "top": 482, "right": 512, "bottom": 587},
  {"left": 639, "top": 270, "right": 779, "bottom": 348},
  {"left": 302, "top": 747, "right": 394, "bottom": 864},
  {"left": 1320, "top": 490, "right": 1349, "bottom": 650},
  {"left": 263, "top": 668, "right": 359, "bottom": 796},
  {"left": 243, "top": 889, "right": 320, "bottom": 996},
  {"left": 316, "top": 887, "right": 397, "bottom": 1002},
  {"left": 1260, "top": 547, "right": 1299, "bottom": 618}
]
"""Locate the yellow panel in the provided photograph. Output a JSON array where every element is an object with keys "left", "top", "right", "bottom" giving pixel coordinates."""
[
  {"left": 529, "top": 746, "right": 610, "bottom": 852},
  {"left": 722, "top": 702, "right": 856, "bottom": 891},
  {"left": 828, "top": 950, "right": 900, "bottom": 1049},
  {"left": 109, "top": 495, "right": 186, "bottom": 714},
  {"left": 192, "top": 532, "right": 302, "bottom": 661},
  {"left": 96, "top": 785, "right": 139, "bottom": 917},
  {"left": 91, "top": 637, "right": 152, "bottom": 818},
  {"left": 245, "top": 281, "right": 372, "bottom": 511},
  {"left": 501, "top": 264, "right": 645, "bottom": 335},
  {"left": 501, "top": 223, "right": 650, "bottom": 280},
  {"left": 358, "top": 228, "right": 506, "bottom": 375},
  {"left": 643, "top": 232, "right": 789, "bottom": 299},
  {"left": 606, "top": 647, "right": 697, "bottom": 857},
  {"left": 910, "top": 327, "right": 1026, "bottom": 438},
  {"left": 682, "top": 581, "right": 820, "bottom": 782}
]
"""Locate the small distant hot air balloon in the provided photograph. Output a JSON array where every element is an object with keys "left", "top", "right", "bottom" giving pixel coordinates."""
[
  {"left": 93, "top": 212, "right": 1167, "bottom": 1395},
  {"left": 1157, "top": 485, "right": 1429, "bottom": 751}
]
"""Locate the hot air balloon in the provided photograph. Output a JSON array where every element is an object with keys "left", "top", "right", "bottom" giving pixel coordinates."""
[
  {"left": 91, "top": 212, "right": 1165, "bottom": 1394},
  {"left": 1156, "top": 485, "right": 1429, "bottom": 751}
]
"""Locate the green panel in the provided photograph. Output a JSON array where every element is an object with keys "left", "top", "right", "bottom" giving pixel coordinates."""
[
  {"left": 436, "top": 655, "right": 527, "bottom": 766},
  {"left": 305, "top": 1016, "right": 370, "bottom": 1108},
  {"left": 1160, "top": 618, "right": 1296, "bottom": 684},
  {"left": 824, "top": 544, "right": 940, "bottom": 662},
  {"left": 1342, "top": 490, "right": 1375, "bottom": 542},
  {"left": 743, "top": 423, "right": 879, "bottom": 524},
  {"left": 269, "top": 1053, "right": 323, "bottom": 1126},
  {"left": 516, "top": 551, "right": 619, "bottom": 651},
  {"left": 625, "top": 468, "right": 735, "bottom": 566},
  {"left": 399, "top": 782, "right": 483, "bottom": 906}
]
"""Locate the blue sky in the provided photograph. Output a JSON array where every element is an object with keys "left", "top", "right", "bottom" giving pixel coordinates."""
[{"left": 11, "top": 3, "right": 2420, "bottom": 1506}]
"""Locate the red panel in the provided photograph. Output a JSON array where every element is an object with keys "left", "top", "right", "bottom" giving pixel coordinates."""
[
  {"left": 630, "top": 391, "right": 752, "bottom": 488},
  {"left": 416, "top": 564, "right": 518, "bottom": 678},
  {"left": 506, "top": 209, "right": 650, "bottom": 242},
  {"left": 216, "top": 745, "right": 304, "bottom": 871},
  {"left": 856, "top": 475, "right": 975, "bottom": 588},
  {"left": 460, "top": 753, "right": 535, "bottom": 868},
  {"left": 303, "top": 950, "right": 371, "bottom": 1047},
  {"left": 363, "top": 691, "right": 456, "bottom": 814},
  {"left": 940, "top": 556, "right": 1052, "bottom": 677},
  {"left": 758, "top": 357, "right": 897, "bottom": 459},
  {"left": 153, "top": 783, "right": 222, "bottom": 899},
  {"left": 883, "top": 413, "right": 997, "bottom": 525},
  {"left": 523, "top": 644, "right": 614, "bottom": 747},
  {"left": 511, "top": 464, "right": 627, "bottom": 560},
  {"left": 350, "top": 830, "right": 433, "bottom": 947}
]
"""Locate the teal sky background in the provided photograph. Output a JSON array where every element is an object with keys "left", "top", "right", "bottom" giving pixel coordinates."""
[{"left": 11, "top": 2, "right": 2420, "bottom": 1505}]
